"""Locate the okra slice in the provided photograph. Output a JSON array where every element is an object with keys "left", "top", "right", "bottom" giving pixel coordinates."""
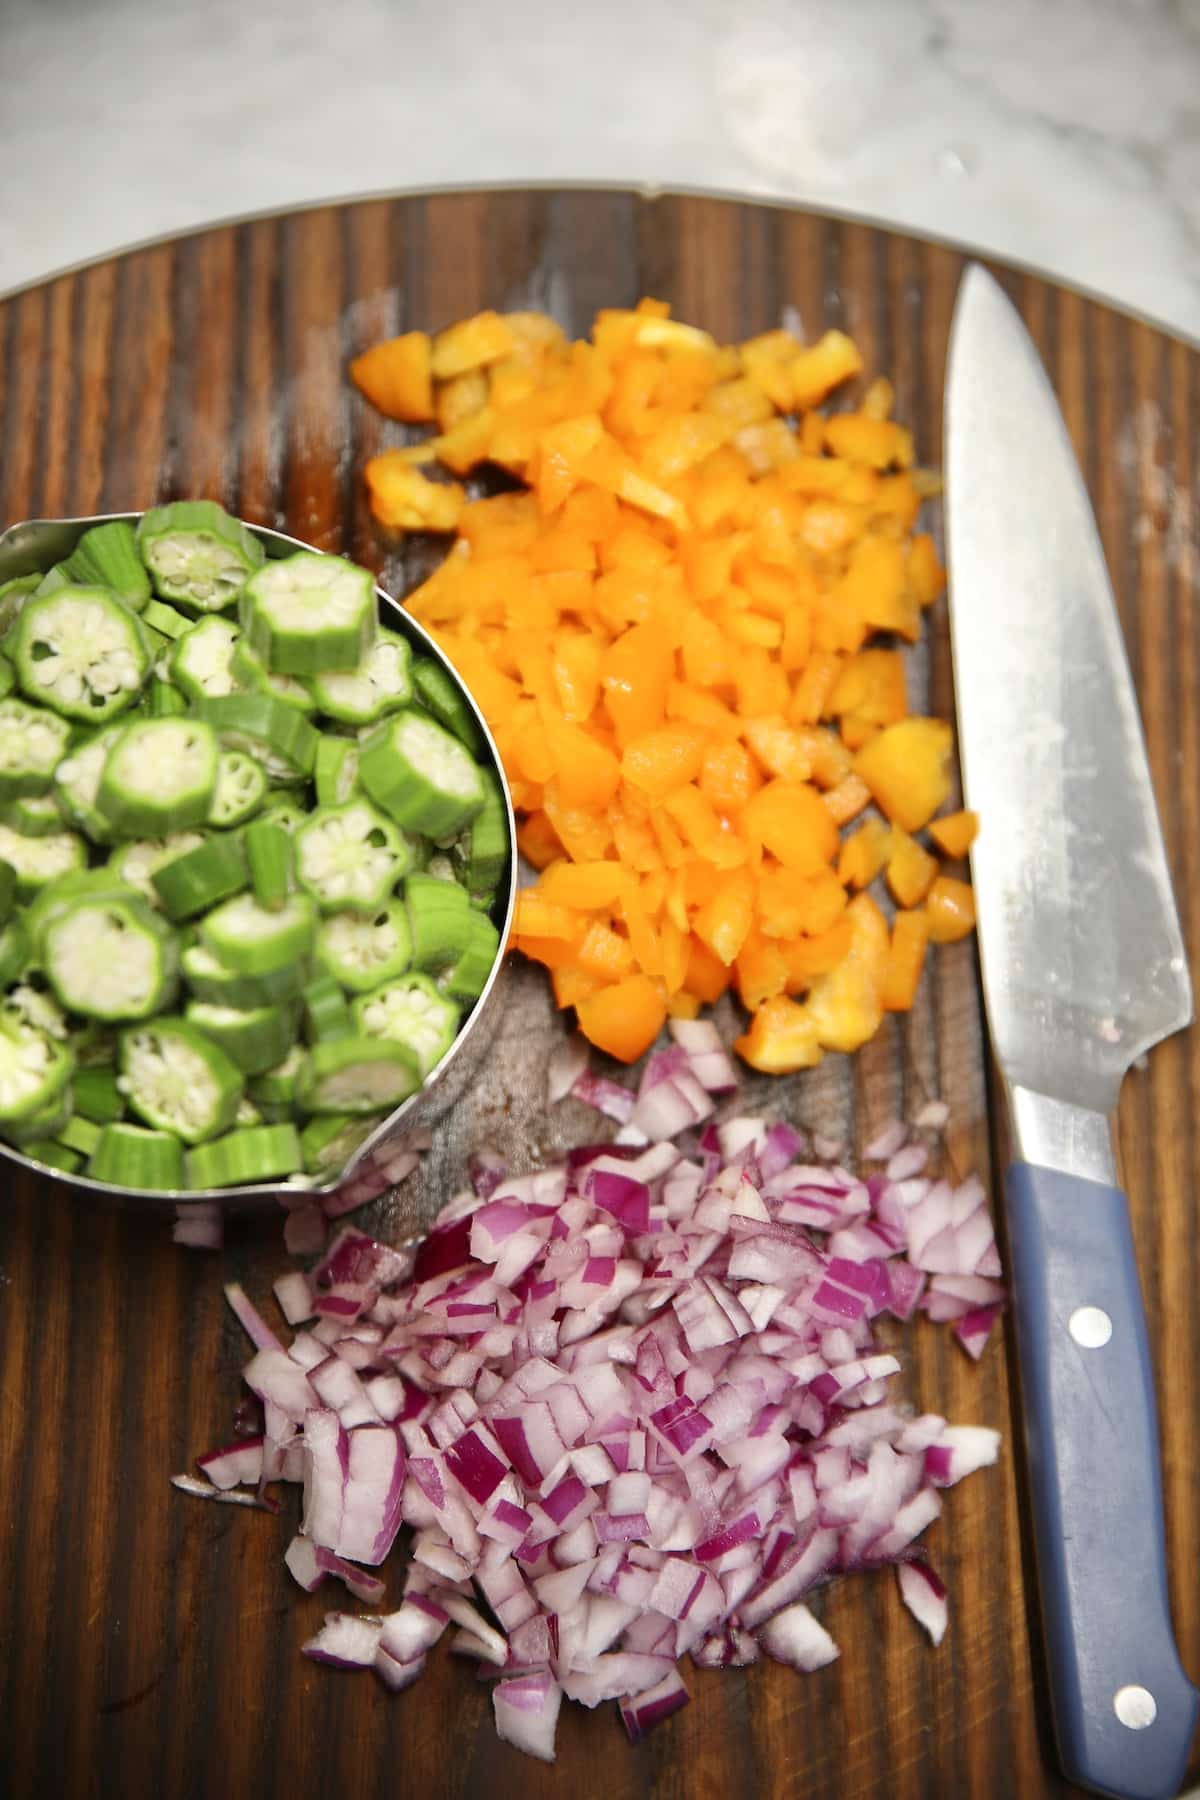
[
  {"left": 243, "top": 820, "right": 293, "bottom": 909},
  {"left": 248, "top": 1043, "right": 305, "bottom": 1108},
  {"left": 147, "top": 679, "right": 187, "bottom": 718},
  {"left": 14, "top": 587, "right": 149, "bottom": 722},
  {"left": 33, "top": 565, "right": 73, "bottom": 598},
  {"left": 137, "top": 501, "right": 265, "bottom": 612},
  {"left": 184, "top": 1121, "right": 302, "bottom": 1189},
  {"left": 168, "top": 615, "right": 242, "bottom": 703},
  {"left": 230, "top": 638, "right": 317, "bottom": 713},
  {"left": 358, "top": 710, "right": 485, "bottom": 837},
  {"left": 239, "top": 552, "right": 375, "bottom": 677},
  {"left": 296, "top": 1036, "right": 420, "bottom": 1115},
  {"left": 73, "top": 1064, "right": 125, "bottom": 1124},
  {"left": 0, "top": 662, "right": 14, "bottom": 701},
  {"left": 66, "top": 520, "right": 151, "bottom": 613},
  {"left": 109, "top": 831, "right": 208, "bottom": 906},
  {"left": 440, "top": 911, "right": 502, "bottom": 1004},
  {"left": 208, "top": 751, "right": 267, "bottom": 829},
  {"left": 0, "top": 1010, "right": 73, "bottom": 1124},
  {"left": 299, "top": 1111, "right": 381, "bottom": 1176},
  {"left": 89, "top": 1121, "right": 183, "bottom": 1189},
  {"left": 195, "top": 693, "right": 318, "bottom": 781},
  {"left": 467, "top": 770, "right": 510, "bottom": 897},
  {"left": 5, "top": 983, "right": 69, "bottom": 1042},
  {"left": 142, "top": 599, "right": 193, "bottom": 641},
  {"left": 23, "top": 1138, "right": 82, "bottom": 1175},
  {"left": 352, "top": 973, "right": 460, "bottom": 1079},
  {"left": 0, "top": 822, "right": 86, "bottom": 896},
  {"left": 0, "top": 573, "right": 39, "bottom": 635},
  {"left": 309, "top": 630, "right": 412, "bottom": 726},
  {"left": 58, "top": 1113, "right": 102, "bottom": 1158},
  {"left": 184, "top": 999, "right": 300, "bottom": 1075},
  {"left": 199, "top": 890, "right": 316, "bottom": 975},
  {"left": 180, "top": 941, "right": 305, "bottom": 1008},
  {"left": 293, "top": 800, "right": 412, "bottom": 913},
  {"left": 259, "top": 798, "right": 306, "bottom": 836},
  {"left": 0, "top": 698, "right": 71, "bottom": 800},
  {"left": 0, "top": 916, "right": 27, "bottom": 988},
  {"left": 0, "top": 792, "right": 63, "bottom": 838},
  {"left": 152, "top": 834, "right": 248, "bottom": 920},
  {"left": 405, "top": 871, "right": 473, "bottom": 971},
  {"left": 302, "top": 974, "right": 354, "bottom": 1043},
  {"left": 43, "top": 892, "right": 179, "bottom": 1021},
  {"left": 118, "top": 1017, "right": 243, "bottom": 1143},
  {"left": 315, "top": 901, "right": 412, "bottom": 994},
  {"left": 0, "top": 859, "right": 14, "bottom": 925},
  {"left": 52, "top": 724, "right": 126, "bottom": 844},
  {"left": 411, "top": 656, "right": 485, "bottom": 756},
  {"left": 314, "top": 735, "right": 360, "bottom": 808},
  {"left": 97, "top": 717, "right": 219, "bottom": 836}
]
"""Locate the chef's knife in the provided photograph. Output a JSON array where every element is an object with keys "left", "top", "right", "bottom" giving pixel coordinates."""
[{"left": 944, "top": 265, "right": 1198, "bottom": 1800}]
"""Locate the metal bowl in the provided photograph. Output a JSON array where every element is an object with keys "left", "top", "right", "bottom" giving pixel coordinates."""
[{"left": 0, "top": 511, "right": 516, "bottom": 1209}]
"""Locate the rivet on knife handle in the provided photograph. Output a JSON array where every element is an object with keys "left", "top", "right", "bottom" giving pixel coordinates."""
[{"left": 1006, "top": 1156, "right": 1198, "bottom": 1800}]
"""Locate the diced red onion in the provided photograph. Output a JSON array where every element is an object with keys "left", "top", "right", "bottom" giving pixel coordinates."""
[
  {"left": 759, "top": 1601, "right": 839, "bottom": 1670},
  {"left": 197, "top": 1436, "right": 264, "bottom": 1490},
  {"left": 302, "top": 1612, "right": 383, "bottom": 1668},
  {"left": 173, "top": 1202, "right": 223, "bottom": 1250},
  {"left": 897, "top": 1560, "right": 948, "bottom": 1644},
  {"left": 493, "top": 1671, "right": 563, "bottom": 1762},
  {"left": 619, "top": 1665, "right": 690, "bottom": 1741}
]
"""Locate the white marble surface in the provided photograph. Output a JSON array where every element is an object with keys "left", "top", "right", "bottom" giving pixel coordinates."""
[{"left": 4, "top": 0, "right": 1199, "bottom": 335}]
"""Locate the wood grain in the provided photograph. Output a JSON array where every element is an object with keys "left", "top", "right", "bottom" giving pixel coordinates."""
[{"left": 0, "top": 190, "right": 1196, "bottom": 1800}]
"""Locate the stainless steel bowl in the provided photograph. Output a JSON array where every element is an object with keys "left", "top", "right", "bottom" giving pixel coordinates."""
[{"left": 0, "top": 511, "right": 516, "bottom": 1209}]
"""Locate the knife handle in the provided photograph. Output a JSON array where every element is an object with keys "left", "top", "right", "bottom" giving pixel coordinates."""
[{"left": 1006, "top": 1162, "right": 1198, "bottom": 1800}]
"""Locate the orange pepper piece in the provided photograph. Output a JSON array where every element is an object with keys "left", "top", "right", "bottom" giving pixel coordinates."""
[
  {"left": 855, "top": 718, "right": 953, "bottom": 833},
  {"left": 781, "top": 917, "right": 856, "bottom": 992},
  {"left": 693, "top": 870, "right": 755, "bottom": 966},
  {"left": 837, "top": 816, "right": 891, "bottom": 889},
  {"left": 431, "top": 311, "right": 515, "bottom": 379},
  {"left": 538, "top": 861, "right": 630, "bottom": 910},
  {"left": 925, "top": 877, "right": 977, "bottom": 943},
  {"left": 885, "top": 829, "right": 939, "bottom": 907},
  {"left": 621, "top": 726, "right": 707, "bottom": 798},
  {"left": 734, "top": 995, "right": 822, "bottom": 1073},
  {"left": 802, "top": 893, "right": 889, "bottom": 1052},
  {"left": 743, "top": 780, "right": 839, "bottom": 873},
  {"left": 929, "top": 809, "right": 980, "bottom": 859},
  {"left": 882, "top": 909, "right": 930, "bottom": 1012},
  {"left": 364, "top": 456, "right": 465, "bottom": 532},
  {"left": 350, "top": 332, "right": 435, "bottom": 422},
  {"left": 735, "top": 931, "right": 790, "bottom": 1010},
  {"left": 576, "top": 974, "right": 667, "bottom": 1063},
  {"left": 699, "top": 740, "right": 761, "bottom": 814}
]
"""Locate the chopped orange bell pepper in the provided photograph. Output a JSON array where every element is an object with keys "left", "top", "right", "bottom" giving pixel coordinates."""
[
  {"left": 431, "top": 311, "right": 515, "bottom": 379},
  {"left": 363, "top": 457, "right": 464, "bottom": 532},
  {"left": 929, "top": 808, "right": 979, "bottom": 859},
  {"left": 803, "top": 893, "right": 889, "bottom": 1052},
  {"left": 837, "top": 816, "right": 890, "bottom": 889},
  {"left": 538, "top": 860, "right": 630, "bottom": 910},
  {"left": 350, "top": 331, "right": 435, "bottom": 422},
  {"left": 885, "top": 829, "right": 939, "bottom": 907},
  {"left": 576, "top": 974, "right": 666, "bottom": 1063},
  {"left": 743, "top": 780, "right": 839, "bottom": 873},
  {"left": 621, "top": 725, "right": 707, "bottom": 798},
  {"left": 925, "top": 877, "right": 977, "bottom": 943},
  {"left": 789, "top": 331, "right": 864, "bottom": 410},
  {"left": 855, "top": 718, "right": 952, "bottom": 833},
  {"left": 734, "top": 995, "right": 822, "bottom": 1073},
  {"left": 882, "top": 908, "right": 930, "bottom": 1012}
]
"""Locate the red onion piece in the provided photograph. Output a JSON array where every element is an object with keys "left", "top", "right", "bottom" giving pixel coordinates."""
[
  {"left": 493, "top": 1671, "right": 563, "bottom": 1762},
  {"left": 548, "top": 1034, "right": 589, "bottom": 1104},
  {"left": 897, "top": 1560, "right": 948, "bottom": 1645},
  {"left": 173, "top": 1203, "right": 223, "bottom": 1250}
]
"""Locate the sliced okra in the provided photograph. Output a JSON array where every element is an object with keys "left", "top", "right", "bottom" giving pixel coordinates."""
[
  {"left": 183, "top": 998, "right": 300, "bottom": 1076},
  {"left": 195, "top": 692, "right": 318, "bottom": 781},
  {"left": 0, "top": 821, "right": 87, "bottom": 896},
  {"left": 242, "top": 820, "right": 293, "bottom": 910},
  {"left": 137, "top": 501, "right": 265, "bottom": 612},
  {"left": 440, "top": 910, "right": 502, "bottom": 1003},
  {"left": 109, "top": 831, "right": 208, "bottom": 906},
  {"left": 352, "top": 973, "right": 460, "bottom": 1079},
  {"left": 0, "top": 698, "right": 72, "bottom": 800},
  {"left": 230, "top": 637, "right": 317, "bottom": 712},
  {"left": 296, "top": 1035, "right": 420, "bottom": 1115},
  {"left": 168, "top": 614, "right": 242, "bottom": 703},
  {"left": 309, "top": 629, "right": 412, "bottom": 726},
  {"left": 53, "top": 724, "right": 126, "bottom": 844},
  {"left": 146, "top": 679, "right": 188, "bottom": 718},
  {"left": 0, "top": 858, "right": 14, "bottom": 924},
  {"left": 301, "top": 974, "right": 354, "bottom": 1043},
  {"left": 405, "top": 871, "right": 472, "bottom": 971},
  {"left": 0, "top": 1010, "right": 74, "bottom": 1124},
  {"left": 208, "top": 751, "right": 267, "bottom": 829},
  {"left": 358, "top": 709, "right": 485, "bottom": 837},
  {"left": 57, "top": 1113, "right": 102, "bottom": 1158},
  {"left": 89, "top": 1120, "right": 184, "bottom": 1189},
  {"left": 97, "top": 717, "right": 219, "bottom": 836},
  {"left": 142, "top": 599, "right": 193, "bottom": 641},
  {"left": 151, "top": 834, "right": 248, "bottom": 920},
  {"left": 14, "top": 587, "right": 149, "bottom": 722},
  {"left": 118, "top": 1016, "right": 244, "bottom": 1143},
  {"left": 199, "top": 890, "right": 317, "bottom": 975},
  {"left": 239, "top": 552, "right": 375, "bottom": 677},
  {"left": 184, "top": 1121, "right": 302, "bottom": 1188},
  {"left": 411, "top": 656, "right": 485, "bottom": 756},
  {"left": 248, "top": 1043, "right": 305, "bottom": 1108},
  {"left": 66, "top": 520, "right": 151, "bottom": 613},
  {"left": 22, "top": 1137, "right": 82, "bottom": 1174},
  {"left": 73, "top": 1064, "right": 126, "bottom": 1124},
  {"left": 43, "top": 891, "right": 179, "bottom": 1021},
  {"left": 313, "top": 735, "right": 360, "bottom": 808},
  {"left": 5, "top": 983, "right": 69, "bottom": 1041},
  {"left": 180, "top": 941, "right": 305, "bottom": 1009},
  {"left": 293, "top": 800, "right": 412, "bottom": 913},
  {"left": 0, "top": 916, "right": 27, "bottom": 987},
  {"left": 314, "top": 901, "right": 412, "bottom": 994},
  {"left": 0, "top": 792, "right": 64, "bottom": 838},
  {"left": 467, "top": 770, "right": 510, "bottom": 896}
]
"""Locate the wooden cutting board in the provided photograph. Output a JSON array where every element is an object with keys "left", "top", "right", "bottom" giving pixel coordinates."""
[{"left": 0, "top": 189, "right": 1197, "bottom": 1800}]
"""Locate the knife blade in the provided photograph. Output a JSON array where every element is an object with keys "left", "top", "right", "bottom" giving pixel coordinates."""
[{"left": 945, "top": 264, "right": 1197, "bottom": 1800}]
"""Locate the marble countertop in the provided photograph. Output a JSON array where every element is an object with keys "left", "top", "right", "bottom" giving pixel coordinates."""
[{"left": 5, "top": 0, "right": 1200, "bottom": 339}]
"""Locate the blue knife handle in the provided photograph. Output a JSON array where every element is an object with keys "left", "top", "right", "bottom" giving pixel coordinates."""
[{"left": 1006, "top": 1163, "right": 1198, "bottom": 1799}]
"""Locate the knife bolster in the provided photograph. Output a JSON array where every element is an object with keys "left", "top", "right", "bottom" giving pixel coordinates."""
[{"left": 1008, "top": 1084, "right": 1115, "bottom": 1185}]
